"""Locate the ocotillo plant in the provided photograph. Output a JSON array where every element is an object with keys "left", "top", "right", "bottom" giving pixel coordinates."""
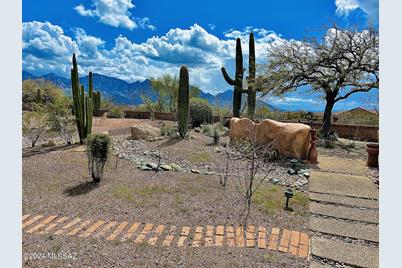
[
  {"left": 71, "top": 53, "right": 94, "bottom": 144},
  {"left": 177, "top": 65, "right": 189, "bottom": 138},
  {"left": 247, "top": 32, "right": 256, "bottom": 119},
  {"left": 221, "top": 38, "right": 244, "bottom": 117}
]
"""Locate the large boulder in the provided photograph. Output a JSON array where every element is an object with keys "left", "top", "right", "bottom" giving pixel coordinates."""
[
  {"left": 229, "top": 117, "right": 312, "bottom": 160},
  {"left": 130, "top": 123, "right": 161, "bottom": 141}
]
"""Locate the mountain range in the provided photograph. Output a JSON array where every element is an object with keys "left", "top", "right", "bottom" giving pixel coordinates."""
[{"left": 22, "top": 71, "right": 281, "bottom": 111}]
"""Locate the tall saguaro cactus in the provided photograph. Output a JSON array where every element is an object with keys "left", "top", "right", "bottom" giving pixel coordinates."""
[
  {"left": 221, "top": 38, "right": 244, "bottom": 118},
  {"left": 177, "top": 65, "right": 189, "bottom": 138},
  {"left": 71, "top": 53, "right": 94, "bottom": 144},
  {"left": 247, "top": 32, "right": 256, "bottom": 119},
  {"left": 221, "top": 33, "right": 259, "bottom": 119}
]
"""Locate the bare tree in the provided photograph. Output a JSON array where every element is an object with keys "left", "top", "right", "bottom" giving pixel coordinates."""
[
  {"left": 258, "top": 25, "right": 379, "bottom": 135},
  {"left": 218, "top": 127, "right": 276, "bottom": 225}
]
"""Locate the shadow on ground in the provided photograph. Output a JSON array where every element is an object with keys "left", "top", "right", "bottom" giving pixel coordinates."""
[
  {"left": 64, "top": 181, "right": 99, "bottom": 196},
  {"left": 158, "top": 137, "right": 182, "bottom": 148},
  {"left": 22, "top": 143, "right": 81, "bottom": 158}
]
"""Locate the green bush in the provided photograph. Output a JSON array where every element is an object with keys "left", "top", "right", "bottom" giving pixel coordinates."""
[
  {"left": 189, "top": 98, "right": 213, "bottom": 128},
  {"left": 108, "top": 107, "right": 124, "bottom": 118},
  {"left": 160, "top": 125, "right": 178, "bottom": 137},
  {"left": 86, "top": 133, "right": 111, "bottom": 183}
]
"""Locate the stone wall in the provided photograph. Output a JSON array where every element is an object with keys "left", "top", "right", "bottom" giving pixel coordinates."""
[
  {"left": 286, "top": 120, "right": 378, "bottom": 142},
  {"left": 93, "top": 110, "right": 378, "bottom": 142}
]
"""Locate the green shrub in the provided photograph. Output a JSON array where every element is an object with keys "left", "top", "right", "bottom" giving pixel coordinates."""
[
  {"left": 202, "top": 123, "right": 227, "bottom": 145},
  {"left": 86, "top": 133, "right": 111, "bottom": 183},
  {"left": 160, "top": 125, "right": 178, "bottom": 137},
  {"left": 189, "top": 98, "right": 213, "bottom": 128},
  {"left": 108, "top": 107, "right": 124, "bottom": 118}
]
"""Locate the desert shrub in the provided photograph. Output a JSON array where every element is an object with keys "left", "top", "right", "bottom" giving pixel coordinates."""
[
  {"left": 86, "top": 133, "right": 111, "bottom": 183},
  {"left": 189, "top": 98, "right": 213, "bottom": 128},
  {"left": 160, "top": 125, "right": 178, "bottom": 137},
  {"left": 202, "top": 123, "right": 228, "bottom": 145},
  {"left": 318, "top": 130, "right": 338, "bottom": 141},
  {"left": 108, "top": 106, "right": 124, "bottom": 118},
  {"left": 47, "top": 97, "right": 76, "bottom": 144},
  {"left": 23, "top": 111, "right": 49, "bottom": 147},
  {"left": 22, "top": 79, "right": 65, "bottom": 111}
]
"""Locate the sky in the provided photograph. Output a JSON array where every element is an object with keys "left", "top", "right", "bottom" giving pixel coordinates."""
[{"left": 22, "top": 0, "right": 379, "bottom": 111}]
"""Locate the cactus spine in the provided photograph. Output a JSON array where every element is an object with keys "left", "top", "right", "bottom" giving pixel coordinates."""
[
  {"left": 221, "top": 38, "right": 244, "bottom": 118},
  {"left": 177, "top": 65, "right": 189, "bottom": 138},
  {"left": 71, "top": 53, "right": 93, "bottom": 144},
  {"left": 247, "top": 32, "right": 256, "bottom": 119}
]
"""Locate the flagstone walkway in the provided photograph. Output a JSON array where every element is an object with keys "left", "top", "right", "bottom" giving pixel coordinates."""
[
  {"left": 309, "top": 156, "right": 379, "bottom": 268},
  {"left": 22, "top": 214, "right": 309, "bottom": 258}
]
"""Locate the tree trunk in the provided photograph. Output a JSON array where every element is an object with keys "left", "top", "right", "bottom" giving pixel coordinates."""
[{"left": 321, "top": 93, "right": 336, "bottom": 136}]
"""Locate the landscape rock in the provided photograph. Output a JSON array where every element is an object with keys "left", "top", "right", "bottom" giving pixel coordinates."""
[
  {"left": 191, "top": 169, "right": 202, "bottom": 174},
  {"left": 228, "top": 117, "right": 312, "bottom": 160},
  {"left": 160, "top": 164, "right": 173, "bottom": 171},
  {"left": 130, "top": 123, "right": 161, "bottom": 141}
]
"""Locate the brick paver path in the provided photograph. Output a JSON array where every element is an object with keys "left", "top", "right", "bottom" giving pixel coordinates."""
[{"left": 22, "top": 214, "right": 309, "bottom": 258}]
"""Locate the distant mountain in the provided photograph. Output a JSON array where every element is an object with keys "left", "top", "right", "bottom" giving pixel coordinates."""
[{"left": 22, "top": 71, "right": 281, "bottom": 110}]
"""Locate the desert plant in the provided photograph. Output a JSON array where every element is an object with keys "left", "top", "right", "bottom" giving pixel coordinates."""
[
  {"left": 86, "top": 133, "right": 111, "bottom": 183},
  {"left": 246, "top": 32, "right": 257, "bottom": 119},
  {"left": 189, "top": 98, "right": 213, "bottom": 128},
  {"left": 71, "top": 53, "right": 94, "bottom": 144},
  {"left": 93, "top": 91, "right": 101, "bottom": 111},
  {"left": 203, "top": 123, "right": 227, "bottom": 145},
  {"left": 160, "top": 125, "right": 178, "bottom": 137},
  {"left": 23, "top": 111, "right": 49, "bottom": 147},
  {"left": 108, "top": 106, "right": 124, "bottom": 118},
  {"left": 221, "top": 38, "right": 244, "bottom": 117},
  {"left": 177, "top": 66, "right": 190, "bottom": 138},
  {"left": 222, "top": 33, "right": 258, "bottom": 119}
]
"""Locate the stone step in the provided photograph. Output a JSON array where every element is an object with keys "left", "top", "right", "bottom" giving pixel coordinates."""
[
  {"left": 315, "top": 156, "right": 367, "bottom": 176},
  {"left": 310, "top": 203, "right": 378, "bottom": 224},
  {"left": 310, "top": 171, "right": 378, "bottom": 200},
  {"left": 310, "top": 217, "right": 378, "bottom": 242},
  {"left": 311, "top": 236, "right": 378, "bottom": 268},
  {"left": 310, "top": 192, "right": 378, "bottom": 209}
]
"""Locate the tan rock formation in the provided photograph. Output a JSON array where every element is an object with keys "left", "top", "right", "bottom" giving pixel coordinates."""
[{"left": 229, "top": 117, "right": 312, "bottom": 160}]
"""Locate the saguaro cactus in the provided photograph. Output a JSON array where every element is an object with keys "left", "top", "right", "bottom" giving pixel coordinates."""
[
  {"left": 247, "top": 32, "right": 256, "bottom": 119},
  {"left": 177, "top": 65, "right": 189, "bottom": 138},
  {"left": 71, "top": 53, "right": 94, "bottom": 144},
  {"left": 221, "top": 38, "right": 244, "bottom": 117}
]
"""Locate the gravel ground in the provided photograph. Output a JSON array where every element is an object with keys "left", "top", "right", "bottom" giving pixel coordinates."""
[{"left": 22, "top": 122, "right": 309, "bottom": 267}]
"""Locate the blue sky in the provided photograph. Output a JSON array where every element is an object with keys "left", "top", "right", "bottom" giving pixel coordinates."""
[{"left": 22, "top": 0, "right": 379, "bottom": 111}]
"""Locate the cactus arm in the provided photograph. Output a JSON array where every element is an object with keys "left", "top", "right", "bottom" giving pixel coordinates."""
[{"left": 221, "top": 67, "right": 235, "bottom": 85}]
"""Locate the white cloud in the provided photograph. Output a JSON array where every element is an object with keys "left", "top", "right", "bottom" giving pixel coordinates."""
[
  {"left": 335, "top": 0, "right": 378, "bottom": 23},
  {"left": 74, "top": 0, "right": 155, "bottom": 30},
  {"left": 270, "top": 97, "right": 320, "bottom": 105},
  {"left": 22, "top": 21, "right": 285, "bottom": 93}
]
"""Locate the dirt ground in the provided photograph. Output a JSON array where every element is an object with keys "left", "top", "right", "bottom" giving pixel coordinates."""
[{"left": 22, "top": 118, "right": 310, "bottom": 267}]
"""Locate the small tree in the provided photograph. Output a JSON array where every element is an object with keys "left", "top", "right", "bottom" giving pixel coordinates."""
[
  {"left": 259, "top": 25, "right": 379, "bottom": 135},
  {"left": 86, "top": 133, "right": 111, "bottom": 183}
]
